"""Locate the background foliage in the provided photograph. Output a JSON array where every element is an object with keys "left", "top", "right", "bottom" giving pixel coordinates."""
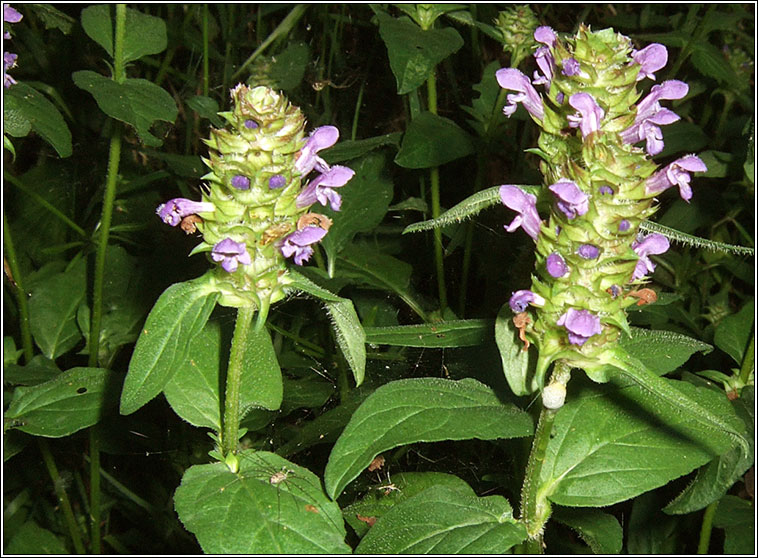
[{"left": 3, "top": 3, "right": 754, "bottom": 554}]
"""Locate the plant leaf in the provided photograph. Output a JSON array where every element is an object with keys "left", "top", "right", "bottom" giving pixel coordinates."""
[
  {"left": 72, "top": 71, "right": 178, "bottom": 147},
  {"left": 395, "top": 111, "right": 474, "bottom": 168},
  {"left": 81, "top": 5, "right": 167, "bottom": 63},
  {"left": 324, "top": 377, "right": 533, "bottom": 499},
  {"left": 120, "top": 277, "right": 218, "bottom": 415},
  {"left": 365, "top": 319, "right": 490, "bottom": 348},
  {"left": 713, "top": 299, "right": 754, "bottom": 365},
  {"left": 4, "top": 83, "right": 72, "bottom": 158},
  {"left": 495, "top": 301, "right": 538, "bottom": 396},
  {"left": 5, "top": 367, "right": 119, "bottom": 437},
  {"left": 552, "top": 507, "right": 623, "bottom": 555},
  {"left": 639, "top": 220, "right": 754, "bottom": 256},
  {"left": 174, "top": 450, "right": 350, "bottom": 554},
  {"left": 354, "top": 485, "right": 527, "bottom": 554}
]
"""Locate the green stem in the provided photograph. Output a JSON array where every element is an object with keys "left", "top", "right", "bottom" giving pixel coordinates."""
[
  {"left": 87, "top": 7, "right": 126, "bottom": 553},
  {"left": 697, "top": 500, "right": 718, "bottom": 554},
  {"left": 39, "top": 440, "right": 86, "bottom": 554},
  {"left": 739, "top": 330, "right": 754, "bottom": 385},
  {"left": 221, "top": 305, "right": 256, "bottom": 460},
  {"left": 3, "top": 211, "right": 34, "bottom": 363},
  {"left": 202, "top": 4, "right": 209, "bottom": 97},
  {"left": 427, "top": 71, "right": 447, "bottom": 313},
  {"left": 351, "top": 77, "right": 365, "bottom": 142}
]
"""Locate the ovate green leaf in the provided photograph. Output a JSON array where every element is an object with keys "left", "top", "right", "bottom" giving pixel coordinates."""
[
  {"left": 324, "top": 377, "right": 533, "bottom": 499},
  {"left": 365, "top": 319, "right": 490, "bottom": 348},
  {"left": 395, "top": 111, "right": 474, "bottom": 168},
  {"left": 4, "top": 83, "right": 72, "bottom": 157},
  {"left": 552, "top": 507, "right": 623, "bottom": 555}
]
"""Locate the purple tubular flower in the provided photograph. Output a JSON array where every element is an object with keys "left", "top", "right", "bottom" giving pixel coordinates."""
[
  {"left": 296, "top": 165, "right": 355, "bottom": 211},
  {"left": 533, "top": 47, "right": 554, "bottom": 86},
  {"left": 598, "top": 186, "right": 613, "bottom": 195},
  {"left": 496, "top": 68, "right": 544, "bottom": 120},
  {"left": 243, "top": 119, "right": 258, "bottom": 129},
  {"left": 567, "top": 93, "right": 605, "bottom": 138},
  {"left": 622, "top": 80, "right": 688, "bottom": 154},
  {"left": 499, "top": 185, "right": 542, "bottom": 240},
  {"left": 619, "top": 219, "right": 631, "bottom": 232},
  {"left": 632, "top": 43, "right": 668, "bottom": 81},
  {"left": 546, "top": 252, "right": 568, "bottom": 278},
  {"left": 211, "top": 238, "right": 252, "bottom": 273},
  {"left": 577, "top": 244, "right": 600, "bottom": 259},
  {"left": 645, "top": 154, "right": 707, "bottom": 202},
  {"left": 4, "top": 52, "right": 18, "bottom": 88},
  {"left": 549, "top": 179, "right": 589, "bottom": 219},
  {"left": 509, "top": 290, "right": 546, "bottom": 313},
  {"left": 268, "top": 174, "right": 286, "bottom": 189},
  {"left": 557, "top": 308, "right": 602, "bottom": 346},
  {"left": 295, "top": 125, "right": 339, "bottom": 175},
  {"left": 231, "top": 174, "right": 251, "bottom": 190},
  {"left": 156, "top": 198, "right": 214, "bottom": 226},
  {"left": 279, "top": 225, "right": 328, "bottom": 265},
  {"left": 631, "top": 233, "right": 670, "bottom": 280},
  {"left": 562, "top": 58, "right": 581, "bottom": 76},
  {"left": 534, "top": 26, "right": 556, "bottom": 47}
]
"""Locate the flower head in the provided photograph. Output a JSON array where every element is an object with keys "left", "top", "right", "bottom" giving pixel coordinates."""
[
  {"left": 622, "top": 80, "right": 687, "bottom": 154},
  {"left": 533, "top": 46, "right": 554, "bottom": 86},
  {"left": 296, "top": 165, "right": 355, "bottom": 211},
  {"left": 557, "top": 308, "right": 602, "bottom": 346},
  {"left": 632, "top": 43, "right": 668, "bottom": 81},
  {"left": 500, "top": 185, "right": 542, "bottom": 240},
  {"left": 496, "top": 68, "right": 544, "bottom": 120},
  {"left": 156, "top": 198, "right": 214, "bottom": 227},
  {"left": 546, "top": 252, "right": 568, "bottom": 278},
  {"left": 631, "top": 233, "right": 670, "bottom": 280},
  {"left": 295, "top": 125, "right": 339, "bottom": 176},
  {"left": 211, "top": 238, "right": 252, "bottom": 273},
  {"left": 568, "top": 93, "right": 604, "bottom": 138},
  {"left": 645, "top": 154, "right": 707, "bottom": 202},
  {"left": 279, "top": 225, "right": 328, "bottom": 265},
  {"left": 549, "top": 179, "right": 589, "bottom": 219},
  {"left": 509, "top": 290, "right": 546, "bottom": 313}
]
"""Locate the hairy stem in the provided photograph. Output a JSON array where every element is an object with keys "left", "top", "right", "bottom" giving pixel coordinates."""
[
  {"left": 222, "top": 305, "right": 256, "bottom": 461},
  {"left": 2, "top": 210, "right": 34, "bottom": 363},
  {"left": 426, "top": 71, "right": 447, "bottom": 312},
  {"left": 697, "top": 500, "right": 718, "bottom": 554}
]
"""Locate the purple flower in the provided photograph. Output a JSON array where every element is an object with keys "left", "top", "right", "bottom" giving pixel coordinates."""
[
  {"left": 156, "top": 198, "right": 214, "bottom": 227},
  {"left": 279, "top": 225, "right": 328, "bottom": 265},
  {"left": 296, "top": 165, "right": 355, "bottom": 211},
  {"left": 631, "top": 233, "right": 670, "bottom": 280},
  {"left": 509, "top": 289, "right": 546, "bottom": 313},
  {"left": 231, "top": 174, "right": 251, "bottom": 190},
  {"left": 632, "top": 43, "right": 668, "bottom": 81},
  {"left": 621, "top": 80, "right": 688, "bottom": 155},
  {"left": 496, "top": 68, "right": 544, "bottom": 120},
  {"left": 546, "top": 253, "right": 568, "bottom": 278},
  {"left": 4, "top": 52, "right": 18, "bottom": 88},
  {"left": 619, "top": 219, "right": 631, "bottom": 232},
  {"left": 645, "top": 154, "right": 707, "bottom": 202},
  {"left": 567, "top": 93, "right": 605, "bottom": 138},
  {"left": 534, "top": 26, "right": 556, "bottom": 47},
  {"left": 598, "top": 186, "right": 613, "bottom": 195},
  {"left": 268, "top": 174, "right": 286, "bottom": 189},
  {"left": 533, "top": 47, "right": 554, "bottom": 86},
  {"left": 499, "top": 184, "right": 542, "bottom": 241},
  {"left": 295, "top": 125, "right": 339, "bottom": 176},
  {"left": 549, "top": 179, "right": 589, "bottom": 219},
  {"left": 211, "top": 238, "right": 252, "bottom": 273},
  {"left": 557, "top": 308, "right": 602, "bottom": 346},
  {"left": 577, "top": 244, "right": 600, "bottom": 259},
  {"left": 243, "top": 119, "right": 258, "bottom": 129},
  {"left": 4, "top": 5, "right": 21, "bottom": 38},
  {"left": 562, "top": 58, "right": 582, "bottom": 76}
]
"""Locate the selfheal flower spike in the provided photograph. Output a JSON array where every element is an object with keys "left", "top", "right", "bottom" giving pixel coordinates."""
[
  {"left": 557, "top": 308, "right": 602, "bottom": 346},
  {"left": 157, "top": 198, "right": 215, "bottom": 227},
  {"left": 549, "top": 179, "right": 589, "bottom": 219},
  {"left": 279, "top": 225, "right": 328, "bottom": 265},
  {"left": 496, "top": 68, "right": 544, "bottom": 120},
  {"left": 646, "top": 154, "right": 707, "bottom": 202},
  {"left": 211, "top": 238, "right": 252, "bottom": 273},
  {"left": 500, "top": 185, "right": 542, "bottom": 240},
  {"left": 631, "top": 233, "right": 670, "bottom": 280}
]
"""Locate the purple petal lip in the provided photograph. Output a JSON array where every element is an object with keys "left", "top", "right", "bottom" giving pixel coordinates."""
[
  {"left": 534, "top": 26, "right": 556, "bottom": 47},
  {"left": 646, "top": 154, "right": 707, "bottom": 202},
  {"left": 546, "top": 252, "right": 568, "bottom": 278},
  {"left": 156, "top": 198, "right": 214, "bottom": 226},
  {"left": 534, "top": 47, "right": 554, "bottom": 85},
  {"left": 4, "top": 5, "right": 22, "bottom": 23},
  {"left": 499, "top": 184, "right": 542, "bottom": 240},
  {"left": 296, "top": 165, "right": 355, "bottom": 211},
  {"left": 632, "top": 43, "right": 668, "bottom": 81},
  {"left": 295, "top": 125, "right": 340, "bottom": 175},
  {"left": 211, "top": 238, "right": 252, "bottom": 273},
  {"left": 509, "top": 289, "right": 546, "bottom": 313},
  {"left": 549, "top": 179, "right": 589, "bottom": 219},
  {"left": 567, "top": 92, "right": 604, "bottom": 138},
  {"left": 631, "top": 233, "right": 670, "bottom": 280},
  {"left": 279, "top": 225, "right": 328, "bottom": 266},
  {"left": 496, "top": 68, "right": 544, "bottom": 120},
  {"left": 557, "top": 308, "right": 602, "bottom": 346},
  {"left": 577, "top": 244, "right": 600, "bottom": 259}
]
